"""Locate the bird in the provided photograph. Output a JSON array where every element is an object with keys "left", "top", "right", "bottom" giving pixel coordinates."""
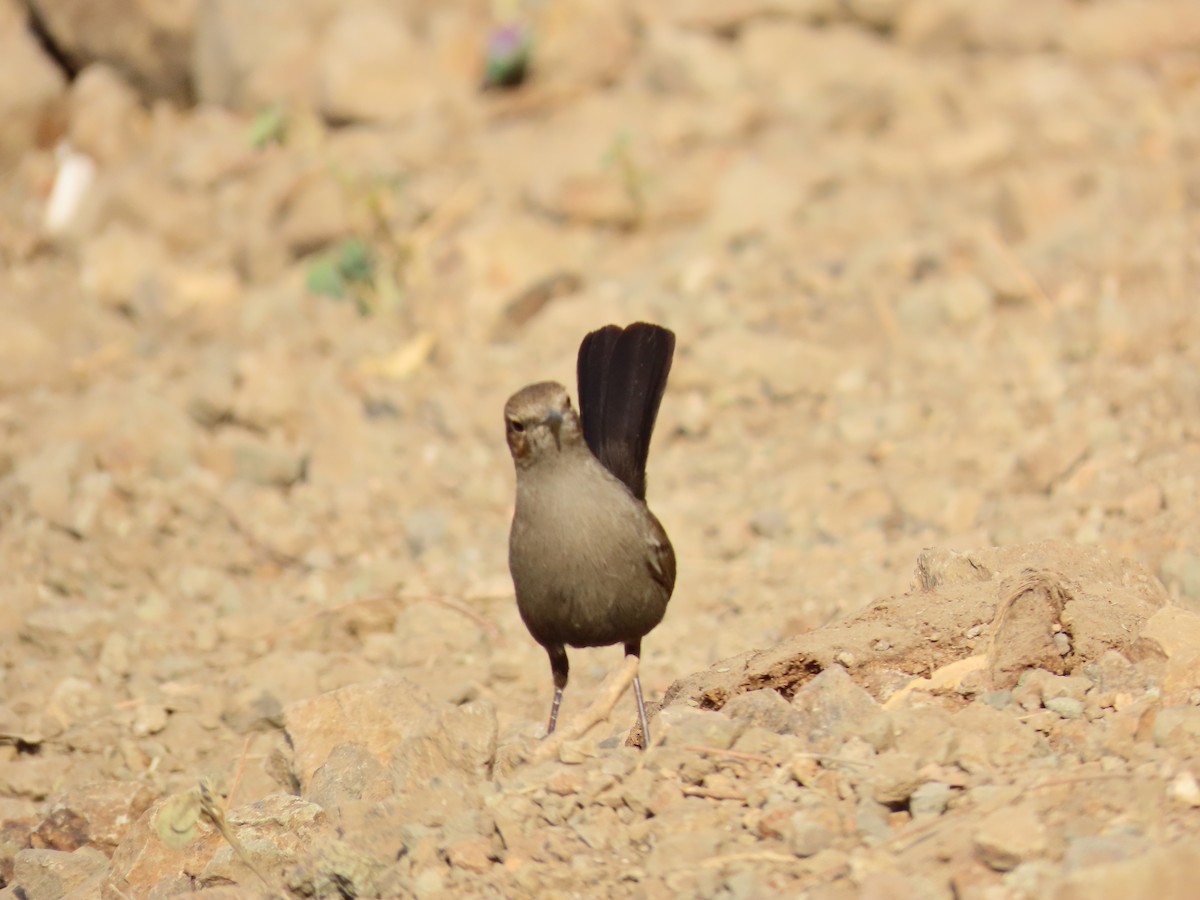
[{"left": 504, "top": 322, "right": 676, "bottom": 744}]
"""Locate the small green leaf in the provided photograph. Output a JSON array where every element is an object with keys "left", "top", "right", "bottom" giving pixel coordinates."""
[
  {"left": 306, "top": 257, "right": 345, "bottom": 299},
  {"left": 248, "top": 105, "right": 289, "bottom": 149},
  {"left": 336, "top": 238, "right": 374, "bottom": 284}
]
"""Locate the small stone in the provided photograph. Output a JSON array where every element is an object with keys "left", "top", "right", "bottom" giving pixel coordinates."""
[
  {"left": 556, "top": 737, "right": 602, "bottom": 764},
  {"left": 789, "top": 813, "right": 836, "bottom": 857},
  {"left": 952, "top": 704, "right": 1039, "bottom": 771},
  {"left": 790, "top": 665, "right": 891, "bottom": 752},
  {"left": 979, "top": 690, "right": 1012, "bottom": 710},
  {"left": 285, "top": 838, "right": 393, "bottom": 899},
  {"left": 790, "top": 756, "right": 819, "bottom": 786},
  {"left": 415, "top": 868, "right": 448, "bottom": 897},
  {"left": 1045, "top": 697, "right": 1084, "bottom": 719},
  {"left": 721, "top": 689, "right": 800, "bottom": 734},
  {"left": 546, "top": 768, "right": 585, "bottom": 797},
  {"left": 1031, "top": 672, "right": 1092, "bottom": 704},
  {"left": 1152, "top": 707, "right": 1200, "bottom": 753},
  {"left": 940, "top": 274, "right": 995, "bottom": 325},
  {"left": 909, "top": 781, "right": 952, "bottom": 820},
  {"left": 133, "top": 703, "right": 170, "bottom": 736},
  {"left": 656, "top": 706, "right": 745, "bottom": 749},
  {"left": 855, "top": 798, "right": 894, "bottom": 844},
  {"left": 223, "top": 687, "right": 285, "bottom": 735},
  {"left": 869, "top": 751, "right": 923, "bottom": 805},
  {"left": 307, "top": 742, "right": 395, "bottom": 813},
  {"left": 749, "top": 508, "right": 789, "bottom": 538},
  {"left": 67, "top": 64, "right": 147, "bottom": 166},
  {"left": 1167, "top": 770, "right": 1200, "bottom": 808},
  {"left": 443, "top": 836, "right": 494, "bottom": 874},
  {"left": 973, "top": 804, "right": 1047, "bottom": 871},
  {"left": 230, "top": 436, "right": 308, "bottom": 488}
]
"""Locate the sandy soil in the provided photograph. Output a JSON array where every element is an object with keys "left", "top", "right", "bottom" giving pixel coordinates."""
[{"left": 2, "top": 1, "right": 1200, "bottom": 898}]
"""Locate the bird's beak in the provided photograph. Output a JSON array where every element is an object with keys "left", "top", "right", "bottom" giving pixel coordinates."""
[{"left": 545, "top": 409, "right": 563, "bottom": 451}]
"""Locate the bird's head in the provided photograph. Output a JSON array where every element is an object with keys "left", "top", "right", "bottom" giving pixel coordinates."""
[{"left": 504, "top": 381, "right": 582, "bottom": 465}]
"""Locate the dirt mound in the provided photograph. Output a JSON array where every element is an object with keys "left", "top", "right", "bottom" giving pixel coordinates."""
[{"left": 665, "top": 541, "right": 1167, "bottom": 713}]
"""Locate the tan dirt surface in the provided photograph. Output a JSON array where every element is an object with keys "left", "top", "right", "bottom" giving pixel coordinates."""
[{"left": 2, "top": 0, "right": 1200, "bottom": 897}]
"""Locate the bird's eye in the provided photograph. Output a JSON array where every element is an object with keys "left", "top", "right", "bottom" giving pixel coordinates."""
[{"left": 508, "top": 418, "right": 526, "bottom": 433}]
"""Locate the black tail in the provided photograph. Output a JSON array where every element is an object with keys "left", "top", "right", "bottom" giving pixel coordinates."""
[{"left": 576, "top": 323, "right": 675, "bottom": 500}]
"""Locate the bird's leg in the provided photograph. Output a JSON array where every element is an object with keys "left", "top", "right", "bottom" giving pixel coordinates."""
[
  {"left": 625, "top": 640, "right": 650, "bottom": 747},
  {"left": 546, "top": 644, "right": 569, "bottom": 735}
]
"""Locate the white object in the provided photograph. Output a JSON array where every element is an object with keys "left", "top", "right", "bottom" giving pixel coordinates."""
[{"left": 43, "top": 142, "right": 97, "bottom": 237}]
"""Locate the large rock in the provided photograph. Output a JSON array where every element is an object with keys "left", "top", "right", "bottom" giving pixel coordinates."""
[
  {"left": 0, "top": 0, "right": 67, "bottom": 165},
  {"left": 32, "top": 781, "right": 157, "bottom": 854},
  {"left": 104, "top": 792, "right": 332, "bottom": 897},
  {"left": 67, "top": 64, "right": 149, "bottom": 166},
  {"left": 1056, "top": 840, "right": 1200, "bottom": 900},
  {"left": 193, "top": 0, "right": 340, "bottom": 110},
  {"left": 11, "top": 847, "right": 108, "bottom": 899},
  {"left": 314, "top": 4, "right": 440, "bottom": 125},
  {"left": 26, "top": 0, "right": 197, "bottom": 101},
  {"left": 284, "top": 676, "right": 497, "bottom": 794}
]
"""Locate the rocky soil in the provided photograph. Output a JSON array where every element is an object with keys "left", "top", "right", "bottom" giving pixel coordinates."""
[{"left": 2, "top": 0, "right": 1200, "bottom": 897}]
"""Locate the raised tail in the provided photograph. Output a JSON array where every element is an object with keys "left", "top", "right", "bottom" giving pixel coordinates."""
[{"left": 576, "top": 322, "right": 675, "bottom": 500}]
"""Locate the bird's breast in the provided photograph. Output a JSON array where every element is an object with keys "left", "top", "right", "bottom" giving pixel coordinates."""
[{"left": 508, "top": 458, "right": 670, "bottom": 648}]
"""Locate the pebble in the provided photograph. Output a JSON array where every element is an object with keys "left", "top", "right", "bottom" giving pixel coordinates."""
[
  {"left": 1045, "top": 696, "right": 1085, "bottom": 719},
  {"left": 974, "top": 804, "right": 1048, "bottom": 871},
  {"left": 1167, "top": 770, "right": 1200, "bottom": 808},
  {"left": 909, "top": 781, "right": 952, "bottom": 821}
]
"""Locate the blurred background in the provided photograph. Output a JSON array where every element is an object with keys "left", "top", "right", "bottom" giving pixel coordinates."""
[{"left": 0, "top": 0, "right": 1198, "bottom": 889}]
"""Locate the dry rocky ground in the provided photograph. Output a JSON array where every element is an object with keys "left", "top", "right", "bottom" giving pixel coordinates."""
[{"left": 2, "top": 0, "right": 1200, "bottom": 897}]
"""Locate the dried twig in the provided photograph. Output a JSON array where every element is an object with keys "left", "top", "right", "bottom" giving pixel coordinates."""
[
  {"left": 227, "top": 735, "right": 253, "bottom": 807},
  {"left": 701, "top": 851, "right": 804, "bottom": 869},
  {"left": 682, "top": 744, "right": 774, "bottom": 765},
  {"left": 1030, "top": 771, "right": 1151, "bottom": 790},
  {"left": 681, "top": 785, "right": 747, "bottom": 801},
  {"left": 531, "top": 655, "right": 640, "bottom": 763},
  {"left": 198, "top": 779, "right": 273, "bottom": 890},
  {"left": 982, "top": 226, "right": 1054, "bottom": 317}
]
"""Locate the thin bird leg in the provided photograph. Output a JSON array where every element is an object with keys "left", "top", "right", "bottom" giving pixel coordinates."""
[
  {"left": 546, "top": 644, "right": 569, "bottom": 735},
  {"left": 626, "top": 640, "right": 650, "bottom": 747}
]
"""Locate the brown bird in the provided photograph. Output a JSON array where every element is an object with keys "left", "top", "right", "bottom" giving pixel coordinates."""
[{"left": 504, "top": 323, "right": 676, "bottom": 743}]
